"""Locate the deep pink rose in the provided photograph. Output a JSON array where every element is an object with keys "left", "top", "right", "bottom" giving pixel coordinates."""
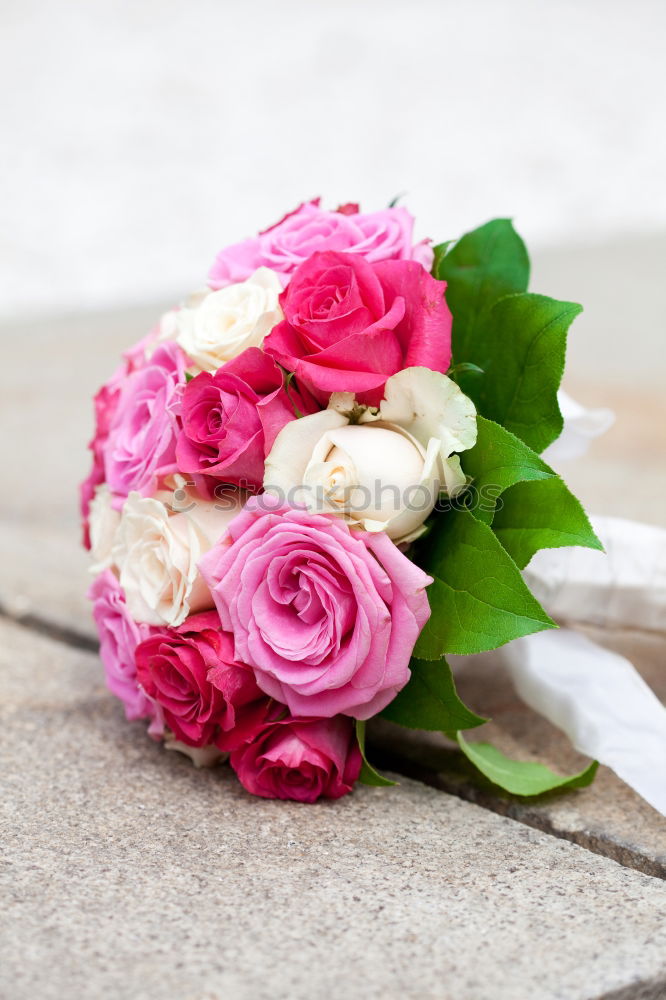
[
  {"left": 176, "top": 347, "right": 318, "bottom": 491},
  {"left": 230, "top": 716, "right": 362, "bottom": 802},
  {"left": 208, "top": 199, "right": 433, "bottom": 287},
  {"left": 103, "top": 341, "right": 187, "bottom": 502},
  {"left": 198, "top": 496, "right": 432, "bottom": 720},
  {"left": 135, "top": 611, "right": 271, "bottom": 750},
  {"left": 80, "top": 363, "right": 126, "bottom": 547},
  {"left": 262, "top": 251, "right": 452, "bottom": 405},
  {"left": 88, "top": 570, "right": 157, "bottom": 725}
]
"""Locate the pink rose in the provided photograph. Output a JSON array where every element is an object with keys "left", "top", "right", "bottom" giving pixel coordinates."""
[
  {"left": 199, "top": 496, "right": 432, "bottom": 720},
  {"left": 122, "top": 325, "right": 162, "bottom": 373},
  {"left": 230, "top": 716, "right": 362, "bottom": 802},
  {"left": 103, "top": 341, "right": 187, "bottom": 503},
  {"left": 88, "top": 570, "right": 157, "bottom": 724},
  {"left": 263, "top": 251, "right": 452, "bottom": 405},
  {"left": 208, "top": 200, "right": 433, "bottom": 287},
  {"left": 135, "top": 611, "right": 272, "bottom": 750},
  {"left": 176, "top": 347, "right": 318, "bottom": 491},
  {"left": 80, "top": 363, "right": 125, "bottom": 547}
]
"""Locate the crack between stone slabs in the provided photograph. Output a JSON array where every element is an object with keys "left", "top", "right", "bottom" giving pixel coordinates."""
[
  {"left": 368, "top": 742, "right": 666, "bottom": 883},
  {"left": 3, "top": 602, "right": 664, "bottom": 886},
  {"left": 597, "top": 975, "right": 666, "bottom": 1000},
  {"left": 0, "top": 603, "right": 99, "bottom": 653}
]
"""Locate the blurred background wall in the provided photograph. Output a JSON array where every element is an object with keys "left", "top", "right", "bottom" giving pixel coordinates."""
[
  {"left": 1, "top": 0, "right": 665, "bottom": 326},
  {"left": 0, "top": 0, "right": 664, "bottom": 527}
]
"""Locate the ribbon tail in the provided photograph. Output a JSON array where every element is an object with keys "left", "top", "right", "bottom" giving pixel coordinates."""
[{"left": 501, "top": 628, "right": 666, "bottom": 815}]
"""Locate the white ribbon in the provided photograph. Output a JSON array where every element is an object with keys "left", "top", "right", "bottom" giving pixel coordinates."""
[
  {"left": 500, "top": 629, "right": 666, "bottom": 815},
  {"left": 542, "top": 390, "right": 615, "bottom": 464},
  {"left": 482, "top": 395, "right": 666, "bottom": 814},
  {"left": 525, "top": 516, "right": 666, "bottom": 635}
]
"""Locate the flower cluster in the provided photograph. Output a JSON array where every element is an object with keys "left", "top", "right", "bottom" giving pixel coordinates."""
[{"left": 82, "top": 199, "right": 479, "bottom": 802}]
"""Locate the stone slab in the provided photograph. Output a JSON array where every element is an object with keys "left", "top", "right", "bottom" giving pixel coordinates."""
[
  {"left": 2, "top": 618, "right": 666, "bottom": 1000},
  {"left": 0, "top": 305, "right": 161, "bottom": 638},
  {"left": 1, "top": 304, "right": 666, "bottom": 884},
  {"left": 369, "top": 625, "right": 666, "bottom": 879}
]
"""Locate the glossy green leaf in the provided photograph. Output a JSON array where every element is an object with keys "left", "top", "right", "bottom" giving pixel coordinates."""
[
  {"left": 432, "top": 240, "right": 453, "bottom": 274},
  {"left": 472, "top": 293, "right": 582, "bottom": 453},
  {"left": 435, "top": 218, "right": 530, "bottom": 397},
  {"left": 457, "top": 732, "right": 599, "bottom": 796},
  {"left": 492, "top": 476, "right": 603, "bottom": 568},
  {"left": 463, "top": 416, "right": 554, "bottom": 524},
  {"left": 414, "top": 508, "right": 555, "bottom": 658},
  {"left": 355, "top": 721, "right": 396, "bottom": 787},
  {"left": 381, "top": 657, "right": 486, "bottom": 731}
]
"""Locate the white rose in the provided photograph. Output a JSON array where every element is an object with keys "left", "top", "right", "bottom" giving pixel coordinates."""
[
  {"left": 264, "top": 367, "right": 477, "bottom": 543},
  {"left": 172, "top": 267, "right": 282, "bottom": 371},
  {"left": 112, "top": 489, "right": 245, "bottom": 626},
  {"left": 88, "top": 484, "right": 121, "bottom": 574}
]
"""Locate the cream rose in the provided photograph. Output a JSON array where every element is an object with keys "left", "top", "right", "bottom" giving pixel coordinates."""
[
  {"left": 264, "top": 367, "right": 477, "bottom": 543},
  {"left": 112, "top": 489, "right": 245, "bottom": 626},
  {"left": 170, "top": 267, "right": 282, "bottom": 371},
  {"left": 88, "top": 484, "right": 121, "bottom": 574}
]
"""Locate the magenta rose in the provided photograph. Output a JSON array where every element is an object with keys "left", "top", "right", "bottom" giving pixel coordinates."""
[
  {"left": 262, "top": 251, "right": 452, "bottom": 405},
  {"left": 198, "top": 496, "right": 432, "bottom": 720},
  {"left": 208, "top": 200, "right": 433, "bottom": 287},
  {"left": 88, "top": 570, "right": 157, "bottom": 724},
  {"left": 176, "top": 347, "right": 318, "bottom": 491},
  {"left": 230, "top": 716, "right": 362, "bottom": 802},
  {"left": 103, "top": 341, "right": 186, "bottom": 502},
  {"left": 135, "top": 611, "right": 272, "bottom": 750}
]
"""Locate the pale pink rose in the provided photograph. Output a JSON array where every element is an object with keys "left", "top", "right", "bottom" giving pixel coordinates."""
[
  {"left": 103, "top": 341, "right": 187, "bottom": 503},
  {"left": 198, "top": 496, "right": 433, "bottom": 720},
  {"left": 81, "top": 326, "right": 167, "bottom": 545},
  {"left": 122, "top": 325, "right": 162, "bottom": 372},
  {"left": 80, "top": 363, "right": 126, "bottom": 548},
  {"left": 88, "top": 570, "right": 157, "bottom": 724},
  {"left": 230, "top": 716, "right": 362, "bottom": 802},
  {"left": 208, "top": 200, "right": 433, "bottom": 288}
]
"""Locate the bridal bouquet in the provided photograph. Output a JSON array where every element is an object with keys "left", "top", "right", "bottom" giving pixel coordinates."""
[{"left": 80, "top": 199, "right": 604, "bottom": 803}]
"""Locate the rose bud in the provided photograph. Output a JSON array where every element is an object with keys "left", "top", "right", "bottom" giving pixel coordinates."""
[
  {"left": 135, "top": 611, "right": 272, "bottom": 751},
  {"left": 264, "top": 367, "right": 477, "bottom": 544},
  {"left": 230, "top": 716, "right": 362, "bottom": 803},
  {"left": 112, "top": 488, "right": 245, "bottom": 627},
  {"left": 169, "top": 267, "right": 283, "bottom": 372}
]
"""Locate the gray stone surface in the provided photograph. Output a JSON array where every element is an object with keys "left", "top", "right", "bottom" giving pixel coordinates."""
[
  {"left": 370, "top": 628, "right": 666, "bottom": 879},
  {"left": 2, "top": 280, "right": 666, "bottom": 997},
  {"left": 0, "top": 305, "right": 160, "bottom": 637},
  {"left": 1, "top": 304, "right": 666, "bottom": 885},
  {"left": 2, "top": 618, "right": 666, "bottom": 1000}
]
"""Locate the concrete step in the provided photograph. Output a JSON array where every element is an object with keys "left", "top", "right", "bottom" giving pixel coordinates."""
[
  {"left": 368, "top": 626, "right": 666, "bottom": 880},
  {"left": 2, "top": 618, "right": 666, "bottom": 1000}
]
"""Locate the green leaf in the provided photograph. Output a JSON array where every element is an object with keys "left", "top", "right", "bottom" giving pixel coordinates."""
[
  {"left": 472, "top": 293, "right": 582, "bottom": 453},
  {"left": 381, "top": 657, "right": 486, "bottom": 731},
  {"left": 432, "top": 240, "right": 453, "bottom": 274},
  {"left": 435, "top": 218, "right": 530, "bottom": 396},
  {"left": 457, "top": 732, "right": 599, "bottom": 796},
  {"left": 414, "top": 508, "right": 555, "bottom": 658},
  {"left": 446, "top": 361, "right": 484, "bottom": 381},
  {"left": 463, "top": 416, "right": 554, "bottom": 524},
  {"left": 355, "top": 721, "right": 396, "bottom": 787},
  {"left": 492, "top": 476, "right": 603, "bottom": 569}
]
